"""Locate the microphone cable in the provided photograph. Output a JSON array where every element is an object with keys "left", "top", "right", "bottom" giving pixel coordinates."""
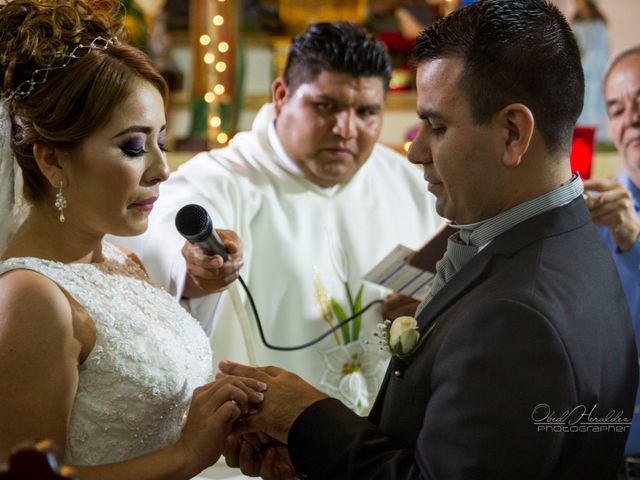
[
  {"left": 175, "top": 204, "right": 383, "bottom": 351},
  {"left": 238, "top": 275, "right": 383, "bottom": 351}
]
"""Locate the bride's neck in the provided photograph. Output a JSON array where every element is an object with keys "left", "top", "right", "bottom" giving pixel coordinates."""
[{"left": 2, "top": 207, "right": 105, "bottom": 264}]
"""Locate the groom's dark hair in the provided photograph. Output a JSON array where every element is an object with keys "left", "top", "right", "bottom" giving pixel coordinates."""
[{"left": 412, "top": 0, "right": 584, "bottom": 156}]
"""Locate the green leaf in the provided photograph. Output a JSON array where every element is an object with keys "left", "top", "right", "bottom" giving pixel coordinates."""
[
  {"left": 331, "top": 299, "right": 350, "bottom": 344},
  {"left": 345, "top": 282, "right": 355, "bottom": 312},
  {"left": 351, "top": 284, "right": 364, "bottom": 341}
]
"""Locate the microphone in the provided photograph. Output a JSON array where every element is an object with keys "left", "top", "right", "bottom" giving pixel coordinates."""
[
  {"left": 175, "top": 204, "right": 228, "bottom": 261},
  {"left": 173, "top": 203, "right": 383, "bottom": 351}
]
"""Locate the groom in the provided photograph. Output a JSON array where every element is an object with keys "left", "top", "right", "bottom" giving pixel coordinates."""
[{"left": 220, "top": 1, "right": 638, "bottom": 478}]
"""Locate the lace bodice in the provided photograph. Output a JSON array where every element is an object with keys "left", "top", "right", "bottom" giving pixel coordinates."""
[{"left": 0, "top": 243, "right": 212, "bottom": 466}]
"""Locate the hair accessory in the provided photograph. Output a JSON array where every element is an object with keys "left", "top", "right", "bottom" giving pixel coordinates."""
[
  {"left": 4, "top": 36, "right": 117, "bottom": 101},
  {"left": 55, "top": 181, "right": 67, "bottom": 223}
]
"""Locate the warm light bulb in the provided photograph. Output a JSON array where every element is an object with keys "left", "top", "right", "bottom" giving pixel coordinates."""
[
  {"left": 203, "top": 53, "right": 215, "bottom": 64},
  {"left": 403, "top": 141, "right": 412, "bottom": 152},
  {"left": 213, "top": 15, "right": 224, "bottom": 26},
  {"left": 213, "top": 84, "right": 225, "bottom": 95},
  {"left": 218, "top": 41, "right": 230, "bottom": 53},
  {"left": 215, "top": 61, "right": 227, "bottom": 72},
  {"left": 217, "top": 132, "right": 228, "bottom": 143},
  {"left": 204, "top": 92, "right": 216, "bottom": 103},
  {"left": 210, "top": 116, "right": 222, "bottom": 128},
  {"left": 199, "top": 35, "right": 211, "bottom": 46}
]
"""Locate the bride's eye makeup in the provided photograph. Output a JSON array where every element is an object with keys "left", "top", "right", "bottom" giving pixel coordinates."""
[
  {"left": 158, "top": 133, "right": 170, "bottom": 153},
  {"left": 119, "top": 137, "right": 148, "bottom": 157}
]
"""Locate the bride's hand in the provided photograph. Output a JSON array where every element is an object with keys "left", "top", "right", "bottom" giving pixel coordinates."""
[{"left": 173, "top": 376, "right": 267, "bottom": 476}]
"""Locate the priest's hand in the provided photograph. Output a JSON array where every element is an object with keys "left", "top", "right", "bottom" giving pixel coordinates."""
[
  {"left": 381, "top": 292, "right": 420, "bottom": 319},
  {"left": 217, "top": 361, "right": 327, "bottom": 444},
  {"left": 223, "top": 433, "right": 297, "bottom": 479},
  {"left": 181, "top": 229, "right": 244, "bottom": 298},
  {"left": 584, "top": 178, "right": 640, "bottom": 252}
]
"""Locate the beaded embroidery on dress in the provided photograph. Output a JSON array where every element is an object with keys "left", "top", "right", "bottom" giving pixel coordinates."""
[{"left": 0, "top": 242, "right": 212, "bottom": 465}]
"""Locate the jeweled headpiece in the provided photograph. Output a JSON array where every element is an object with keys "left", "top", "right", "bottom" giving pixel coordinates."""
[
  {"left": 3, "top": 35, "right": 117, "bottom": 101},
  {"left": 0, "top": 36, "right": 117, "bottom": 250}
]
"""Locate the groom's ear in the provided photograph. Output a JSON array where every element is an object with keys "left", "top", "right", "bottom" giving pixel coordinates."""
[
  {"left": 494, "top": 103, "right": 534, "bottom": 169},
  {"left": 33, "top": 144, "right": 68, "bottom": 189}
]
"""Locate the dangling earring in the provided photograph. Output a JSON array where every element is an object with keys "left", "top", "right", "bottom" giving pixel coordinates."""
[{"left": 54, "top": 181, "right": 67, "bottom": 223}]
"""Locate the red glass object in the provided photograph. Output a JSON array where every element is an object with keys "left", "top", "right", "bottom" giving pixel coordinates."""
[
  {"left": 378, "top": 31, "right": 416, "bottom": 54},
  {"left": 570, "top": 126, "right": 596, "bottom": 180}
]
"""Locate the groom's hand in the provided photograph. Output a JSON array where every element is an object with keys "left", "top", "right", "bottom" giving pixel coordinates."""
[
  {"left": 223, "top": 433, "right": 296, "bottom": 479},
  {"left": 217, "top": 360, "right": 327, "bottom": 444}
]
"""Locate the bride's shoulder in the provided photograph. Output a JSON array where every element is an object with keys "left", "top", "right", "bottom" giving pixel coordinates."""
[
  {"left": 0, "top": 269, "right": 74, "bottom": 337},
  {"left": 107, "top": 242, "right": 147, "bottom": 273}
]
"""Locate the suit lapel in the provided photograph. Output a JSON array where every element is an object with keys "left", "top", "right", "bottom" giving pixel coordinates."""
[
  {"left": 368, "top": 198, "right": 592, "bottom": 424},
  {"left": 368, "top": 366, "right": 391, "bottom": 423},
  {"left": 369, "top": 243, "right": 495, "bottom": 423},
  {"left": 415, "top": 244, "right": 494, "bottom": 333},
  {"left": 414, "top": 197, "right": 591, "bottom": 333}
]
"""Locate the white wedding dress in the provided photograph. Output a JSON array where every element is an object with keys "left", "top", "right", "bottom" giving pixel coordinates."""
[{"left": 0, "top": 242, "right": 212, "bottom": 466}]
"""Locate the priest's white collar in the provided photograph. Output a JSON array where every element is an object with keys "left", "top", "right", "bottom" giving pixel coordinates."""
[{"left": 267, "top": 118, "right": 304, "bottom": 177}]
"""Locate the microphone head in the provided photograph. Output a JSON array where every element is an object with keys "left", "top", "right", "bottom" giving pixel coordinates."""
[{"left": 175, "top": 204, "right": 212, "bottom": 242}]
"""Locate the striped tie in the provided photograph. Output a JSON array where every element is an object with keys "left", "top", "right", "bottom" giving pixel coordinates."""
[{"left": 416, "top": 229, "right": 478, "bottom": 316}]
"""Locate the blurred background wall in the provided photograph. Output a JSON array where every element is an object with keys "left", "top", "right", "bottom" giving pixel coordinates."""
[{"left": 126, "top": 0, "right": 638, "bottom": 177}]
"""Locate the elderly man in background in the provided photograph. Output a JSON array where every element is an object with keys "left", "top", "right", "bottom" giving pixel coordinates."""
[
  {"left": 584, "top": 45, "right": 640, "bottom": 477},
  {"left": 139, "top": 21, "right": 442, "bottom": 413}
]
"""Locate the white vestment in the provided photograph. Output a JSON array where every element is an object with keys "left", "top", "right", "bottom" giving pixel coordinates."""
[{"left": 139, "top": 104, "right": 443, "bottom": 412}]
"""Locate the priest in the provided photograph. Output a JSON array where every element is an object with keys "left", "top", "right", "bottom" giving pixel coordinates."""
[{"left": 139, "top": 22, "right": 443, "bottom": 412}]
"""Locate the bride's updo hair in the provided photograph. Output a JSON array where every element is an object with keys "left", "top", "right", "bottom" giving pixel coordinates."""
[{"left": 0, "top": 0, "right": 168, "bottom": 203}]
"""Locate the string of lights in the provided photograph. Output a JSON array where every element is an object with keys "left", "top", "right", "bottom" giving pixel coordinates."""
[{"left": 199, "top": 0, "right": 231, "bottom": 147}]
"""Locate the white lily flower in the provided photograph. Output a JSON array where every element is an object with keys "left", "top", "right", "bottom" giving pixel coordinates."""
[
  {"left": 319, "top": 339, "right": 388, "bottom": 414},
  {"left": 339, "top": 371, "right": 370, "bottom": 415}
]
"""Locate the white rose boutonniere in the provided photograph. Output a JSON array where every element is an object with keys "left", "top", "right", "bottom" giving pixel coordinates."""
[
  {"left": 372, "top": 316, "right": 424, "bottom": 359},
  {"left": 389, "top": 316, "right": 421, "bottom": 356}
]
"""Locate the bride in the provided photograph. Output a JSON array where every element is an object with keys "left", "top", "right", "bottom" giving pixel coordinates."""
[{"left": 0, "top": 0, "right": 260, "bottom": 478}]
